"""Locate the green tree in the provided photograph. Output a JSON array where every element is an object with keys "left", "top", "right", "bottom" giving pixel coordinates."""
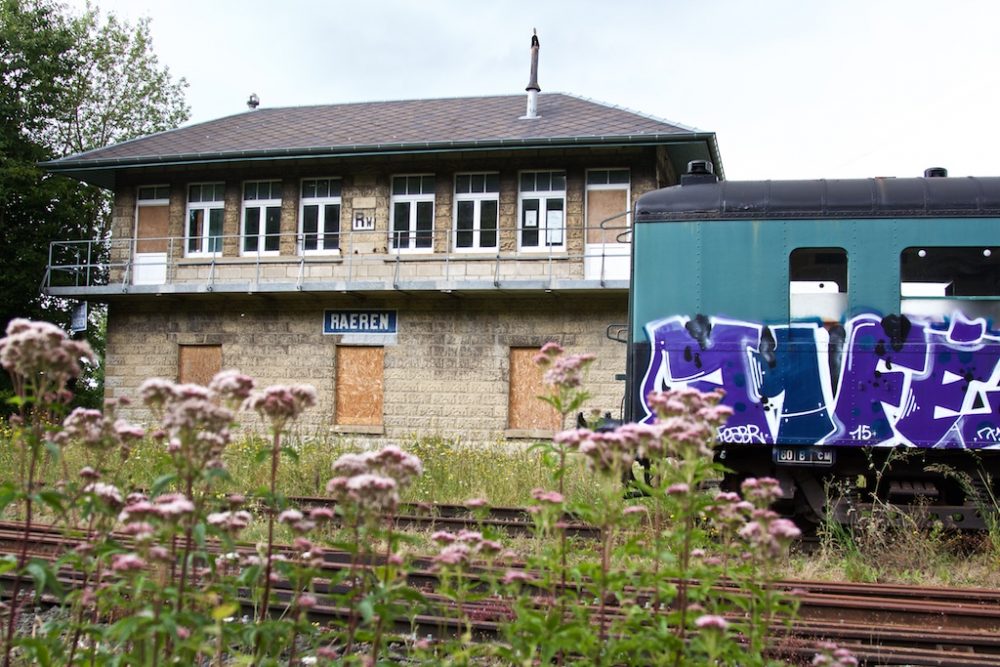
[{"left": 0, "top": 0, "right": 189, "bottom": 406}]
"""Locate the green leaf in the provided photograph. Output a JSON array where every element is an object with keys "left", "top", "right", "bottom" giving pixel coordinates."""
[
  {"left": 36, "top": 490, "right": 65, "bottom": 514},
  {"left": 280, "top": 445, "right": 300, "bottom": 463},
  {"left": 0, "top": 483, "right": 20, "bottom": 515},
  {"left": 358, "top": 597, "right": 375, "bottom": 623},
  {"left": 26, "top": 560, "right": 63, "bottom": 600},
  {"left": 0, "top": 555, "right": 17, "bottom": 575},
  {"left": 212, "top": 602, "right": 240, "bottom": 621},
  {"left": 254, "top": 447, "right": 272, "bottom": 464},
  {"left": 151, "top": 473, "right": 177, "bottom": 496}
]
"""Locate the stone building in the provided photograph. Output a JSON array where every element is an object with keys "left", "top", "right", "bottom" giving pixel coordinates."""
[{"left": 41, "top": 49, "right": 722, "bottom": 444}]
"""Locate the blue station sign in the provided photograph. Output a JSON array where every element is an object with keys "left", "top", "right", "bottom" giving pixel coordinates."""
[{"left": 323, "top": 309, "right": 397, "bottom": 335}]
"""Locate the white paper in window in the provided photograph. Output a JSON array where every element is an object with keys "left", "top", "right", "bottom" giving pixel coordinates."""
[
  {"left": 524, "top": 210, "right": 538, "bottom": 228},
  {"left": 546, "top": 210, "right": 564, "bottom": 245}
]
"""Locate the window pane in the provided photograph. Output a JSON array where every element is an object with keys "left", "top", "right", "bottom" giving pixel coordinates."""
[
  {"left": 264, "top": 206, "right": 281, "bottom": 252},
  {"left": 211, "top": 184, "right": 225, "bottom": 201},
  {"left": 208, "top": 209, "right": 223, "bottom": 253},
  {"left": 189, "top": 185, "right": 202, "bottom": 203},
  {"left": 537, "top": 172, "right": 551, "bottom": 191},
  {"left": 188, "top": 209, "right": 204, "bottom": 252},
  {"left": 392, "top": 178, "right": 406, "bottom": 196},
  {"left": 608, "top": 169, "right": 629, "bottom": 184},
  {"left": 552, "top": 172, "right": 566, "bottom": 190},
  {"left": 545, "top": 198, "right": 564, "bottom": 246},
  {"left": 244, "top": 182, "right": 258, "bottom": 200},
  {"left": 244, "top": 208, "right": 260, "bottom": 252},
  {"left": 416, "top": 200, "right": 433, "bottom": 248},
  {"left": 456, "top": 174, "right": 470, "bottom": 194},
  {"left": 587, "top": 171, "right": 607, "bottom": 186},
  {"left": 420, "top": 175, "right": 434, "bottom": 194},
  {"left": 521, "top": 198, "right": 539, "bottom": 247},
  {"left": 480, "top": 200, "right": 498, "bottom": 248},
  {"left": 485, "top": 173, "right": 499, "bottom": 192},
  {"left": 790, "top": 247, "right": 848, "bottom": 322},
  {"left": 392, "top": 201, "right": 410, "bottom": 248},
  {"left": 329, "top": 179, "right": 341, "bottom": 197},
  {"left": 323, "top": 204, "right": 340, "bottom": 249},
  {"left": 901, "top": 247, "right": 1000, "bottom": 296},
  {"left": 408, "top": 176, "right": 421, "bottom": 194},
  {"left": 302, "top": 205, "right": 318, "bottom": 251},
  {"left": 302, "top": 180, "right": 317, "bottom": 199},
  {"left": 520, "top": 173, "right": 534, "bottom": 192},
  {"left": 456, "top": 200, "right": 474, "bottom": 248}
]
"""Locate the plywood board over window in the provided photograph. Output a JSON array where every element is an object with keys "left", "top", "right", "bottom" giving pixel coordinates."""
[
  {"left": 178, "top": 345, "right": 222, "bottom": 386},
  {"left": 508, "top": 347, "right": 560, "bottom": 432},
  {"left": 335, "top": 346, "right": 384, "bottom": 426},
  {"left": 136, "top": 205, "right": 169, "bottom": 253},
  {"left": 586, "top": 189, "right": 629, "bottom": 245}
]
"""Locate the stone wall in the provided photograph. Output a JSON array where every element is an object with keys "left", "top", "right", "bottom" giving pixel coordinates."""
[{"left": 105, "top": 293, "right": 628, "bottom": 445}]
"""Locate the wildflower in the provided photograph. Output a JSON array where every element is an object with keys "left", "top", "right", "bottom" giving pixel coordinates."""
[
  {"left": 154, "top": 493, "right": 195, "bottom": 518},
  {"left": 0, "top": 318, "right": 94, "bottom": 389},
  {"left": 533, "top": 341, "right": 563, "bottom": 365},
  {"left": 296, "top": 594, "right": 318, "bottom": 610},
  {"left": 345, "top": 473, "right": 399, "bottom": 512},
  {"left": 478, "top": 539, "right": 502, "bottom": 556},
  {"left": 208, "top": 369, "right": 255, "bottom": 405},
  {"left": 207, "top": 510, "right": 252, "bottom": 534},
  {"left": 433, "top": 543, "right": 471, "bottom": 567},
  {"left": 244, "top": 384, "right": 317, "bottom": 427},
  {"left": 331, "top": 452, "right": 371, "bottom": 477},
  {"left": 148, "top": 546, "right": 171, "bottom": 562},
  {"left": 369, "top": 445, "right": 423, "bottom": 487},
  {"left": 113, "top": 418, "right": 144, "bottom": 442},
  {"left": 79, "top": 466, "right": 99, "bottom": 480},
  {"left": 316, "top": 646, "right": 339, "bottom": 660},
  {"left": 84, "top": 482, "right": 123, "bottom": 507},
  {"left": 278, "top": 509, "right": 304, "bottom": 524},
  {"left": 667, "top": 482, "right": 690, "bottom": 496},
  {"left": 60, "top": 408, "right": 106, "bottom": 447},
  {"left": 120, "top": 522, "right": 154, "bottom": 540},
  {"left": 502, "top": 569, "right": 533, "bottom": 585},
  {"left": 431, "top": 531, "right": 456, "bottom": 545},
  {"left": 176, "top": 626, "right": 190, "bottom": 640},
  {"left": 695, "top": 614, "right": 729, "bottom": 631},
  {"left": 553, "top": 428, "right": 592, "bottom": 447},
  {"left": 309, "top": 507, "right": 334, "bottom": 522},
  {"left": 456, "top": 529, "right": 483, "bottom": 544},
  {"left": 111, "top": 553, "right": 145, "bottom": 573},
  {"left": 388, "top": 553, "right": 404, "bottom": 566},
  {"left": 531, "top": 488, "right": 564, "bottom": 504},
  {"left": 542, "top": 353, "right": 596, "bottom": 389},
  {"left": 464, "top": 497, "right": 487, "bottom": 509}
]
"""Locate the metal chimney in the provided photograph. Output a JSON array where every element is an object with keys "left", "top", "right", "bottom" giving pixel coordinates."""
[
  {"left": 522, "top": 29, "right": 540, "bottom": 119},
  {"left": 247, "top": 93, "right": 260, "bottom": 110}
]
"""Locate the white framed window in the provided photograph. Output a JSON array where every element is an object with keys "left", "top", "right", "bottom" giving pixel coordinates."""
[
  {"left": 137, "top": 185, "right": 170, "bottom": 204},
  {"left": 390, "top": 174, "right": 435, "bottom": 252},
  {"left": 186, "top": 183, "right": 224, "bottom": 256},
  {"left": 453, "top": 173, "right": 499, "bottom": 252},
  {"left": 241, "top": 180, "right": 282, "bottom": 256},
  {"left": 518, "top": 170, "right": 566, "bottom": 251},
  {"left": 300, "top": 178, "right": 342, "bottom": 254}
]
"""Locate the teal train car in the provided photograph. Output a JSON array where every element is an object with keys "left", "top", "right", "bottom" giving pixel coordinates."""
[{"left": 629, "top": 163, "right": 1000, "bottom": 526}]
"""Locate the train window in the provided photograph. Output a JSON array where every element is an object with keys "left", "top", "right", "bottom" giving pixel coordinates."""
[
  {"left": 901, "top": 247, "right": 1000, "bottom": 321},
  {"left": 789, "top": 247, "right": 847, "bottom": 322}
]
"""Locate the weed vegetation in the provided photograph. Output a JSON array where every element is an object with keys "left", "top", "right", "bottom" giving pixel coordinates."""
[{"left": 0, "top": 319, "right": 879, "bottom": 665}]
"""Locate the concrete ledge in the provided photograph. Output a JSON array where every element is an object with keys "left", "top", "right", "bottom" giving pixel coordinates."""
[
  {"left": 504, "top": 428, "right": 556, "bottom": 441},
  {"left": 332, "top": 424, "right": 385, "bottom": 435}
]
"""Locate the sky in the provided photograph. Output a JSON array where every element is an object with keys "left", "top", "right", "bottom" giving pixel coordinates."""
[{"left": 64, "top": 0, "right": 1000, "bottom": 180}]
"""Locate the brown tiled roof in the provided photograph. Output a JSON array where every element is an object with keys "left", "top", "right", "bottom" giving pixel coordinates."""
[{"left": 46, "top": 93, "right": 709, "bottom": 166}]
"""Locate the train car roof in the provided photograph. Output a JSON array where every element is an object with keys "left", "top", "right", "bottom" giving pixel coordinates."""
[{"left": 635, "top": 175, "right": 1000, "bottom": 222}]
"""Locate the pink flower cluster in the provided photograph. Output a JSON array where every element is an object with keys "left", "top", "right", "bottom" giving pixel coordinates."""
[
  {"left": 58, "top": 406, "right": 145, "bottom": 452},
  {"left": 812, "top": 641, "right": 859, "bottom": 667},
  {"left": 532, "top": 341, "right": 597, "bottom": 390},
  {"left": 326, "top": 445, "right": 423, "bottom": 514},
  {"left": 0, "top": 318, "right": 95, "bottom": 393},
  {"left": 736, "top": 478, "right": 801, "bottom": 558},
  {"left": 431, "top": 529, "right": 502, "bottom": 568},
  {"left": 207, "top": 510, "right": 253, "bottom": 535},
  {"left": 118, "top": 492, "right": 195, "bottom": 524},
  {"left": 244, "top": 384, "right": 317, "bottom": 427}
]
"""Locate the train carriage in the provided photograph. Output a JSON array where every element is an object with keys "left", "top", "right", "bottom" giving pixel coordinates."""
[{"left": 627, "top": 162, "right": 1000, "bottom": 526}]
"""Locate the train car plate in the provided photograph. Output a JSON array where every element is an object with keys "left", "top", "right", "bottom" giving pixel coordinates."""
[{"left": 772, "top": 447, "right": 834, "bottom": 466}]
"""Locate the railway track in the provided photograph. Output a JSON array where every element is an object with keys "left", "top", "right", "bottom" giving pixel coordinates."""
[{"left": 1, "top": 520, "right": 999, "bottom": 664}]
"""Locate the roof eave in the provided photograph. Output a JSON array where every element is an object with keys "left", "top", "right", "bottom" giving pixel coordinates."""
[{"left": 41, "top": 133, "right": 720, "bottom": 188}]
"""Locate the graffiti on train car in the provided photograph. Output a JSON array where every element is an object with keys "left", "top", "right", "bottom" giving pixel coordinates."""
[{"left": 640, "top": 312, "right": 1000, "bottom": 448}]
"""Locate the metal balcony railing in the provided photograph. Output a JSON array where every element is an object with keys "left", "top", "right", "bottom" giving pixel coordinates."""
[{"left": 42, "top": 221, "right": 633, "bottom": 295}]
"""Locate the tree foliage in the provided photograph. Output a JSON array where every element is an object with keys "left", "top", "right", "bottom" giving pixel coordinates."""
[{"left": 0, "top": 0, "right": 189, "bottom": 405}]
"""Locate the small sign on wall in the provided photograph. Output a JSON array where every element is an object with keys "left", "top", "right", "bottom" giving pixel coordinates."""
[
  {"left": 324, "top": 309, "right": 397, "bottom": 335},
  {"left": 353, "top": 210, "right": 375, "bottom": 231}
]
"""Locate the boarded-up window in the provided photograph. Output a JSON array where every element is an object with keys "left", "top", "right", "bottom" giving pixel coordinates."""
[
  {"left": 178, "top": 345, "right": 222, "bottom": 386},
  {"left": 335, "top": 346, "right": 384, "bottom": 426},
  {"left": 136, "top": 205, "right": 169, "bottom": 253},
  {"left": 508, "top": 347, "right": 560, "bottom": 431},
  {"left": 586, "top": 169, "right": 630, "bottom": 245}
]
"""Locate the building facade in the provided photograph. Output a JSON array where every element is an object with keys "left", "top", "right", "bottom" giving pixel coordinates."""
[{"left": 42, "top": 91, "right": 722, "bottom": 444}]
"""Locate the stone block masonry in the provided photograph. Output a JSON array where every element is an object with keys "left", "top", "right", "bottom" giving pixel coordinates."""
[{"left": 105, "top": 293, "right": 628, "bottom": 446}]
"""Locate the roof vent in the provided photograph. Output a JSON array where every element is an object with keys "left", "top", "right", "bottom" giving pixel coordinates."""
[
  {"left": 246, "top": 93, "right": 260, "bottom": 110},
  {"left": 924, "top": 167, "right": 948, "bottom": 178},
  {"left": 521, "top": 29, "right": 541, "bottom": 120},
  {"left": 681, "top": 160, "right": 718, "bottom": 185}
]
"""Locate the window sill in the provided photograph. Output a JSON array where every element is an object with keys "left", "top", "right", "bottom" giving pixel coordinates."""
[
  {"left": 332, "top": 424, "right": 385, "bottom": 435},
  {"left": 504, "top": 428, "right": 556, "bottom": 441}
]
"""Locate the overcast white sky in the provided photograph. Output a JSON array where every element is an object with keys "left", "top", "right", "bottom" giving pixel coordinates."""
[{"left": 66, "top": 0, "right": 1000, "bottom": 180}]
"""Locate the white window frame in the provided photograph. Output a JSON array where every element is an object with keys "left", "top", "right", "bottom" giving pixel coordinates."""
[
  {"left": 453, "top": 172, "right": 499, "bottom": 253},
  {"left": 241, "top": 180, "right": 282, "bottom": 257},
  {"left": 185, "top": 182, "right": 225, "bottom": 257},
  {"left": 389, "top": 174, "right": 435, "bottom": 254},
  {"left": 518, "top": 170, "right": 566, "bottom": 253},
  {"left": 299, "top": 177, "right": 342, "bottom": 255}
]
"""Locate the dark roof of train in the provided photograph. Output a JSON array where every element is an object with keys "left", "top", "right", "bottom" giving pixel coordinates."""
[{"left": 635, "top": 176, "right": 1000, "bottom": 222}]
